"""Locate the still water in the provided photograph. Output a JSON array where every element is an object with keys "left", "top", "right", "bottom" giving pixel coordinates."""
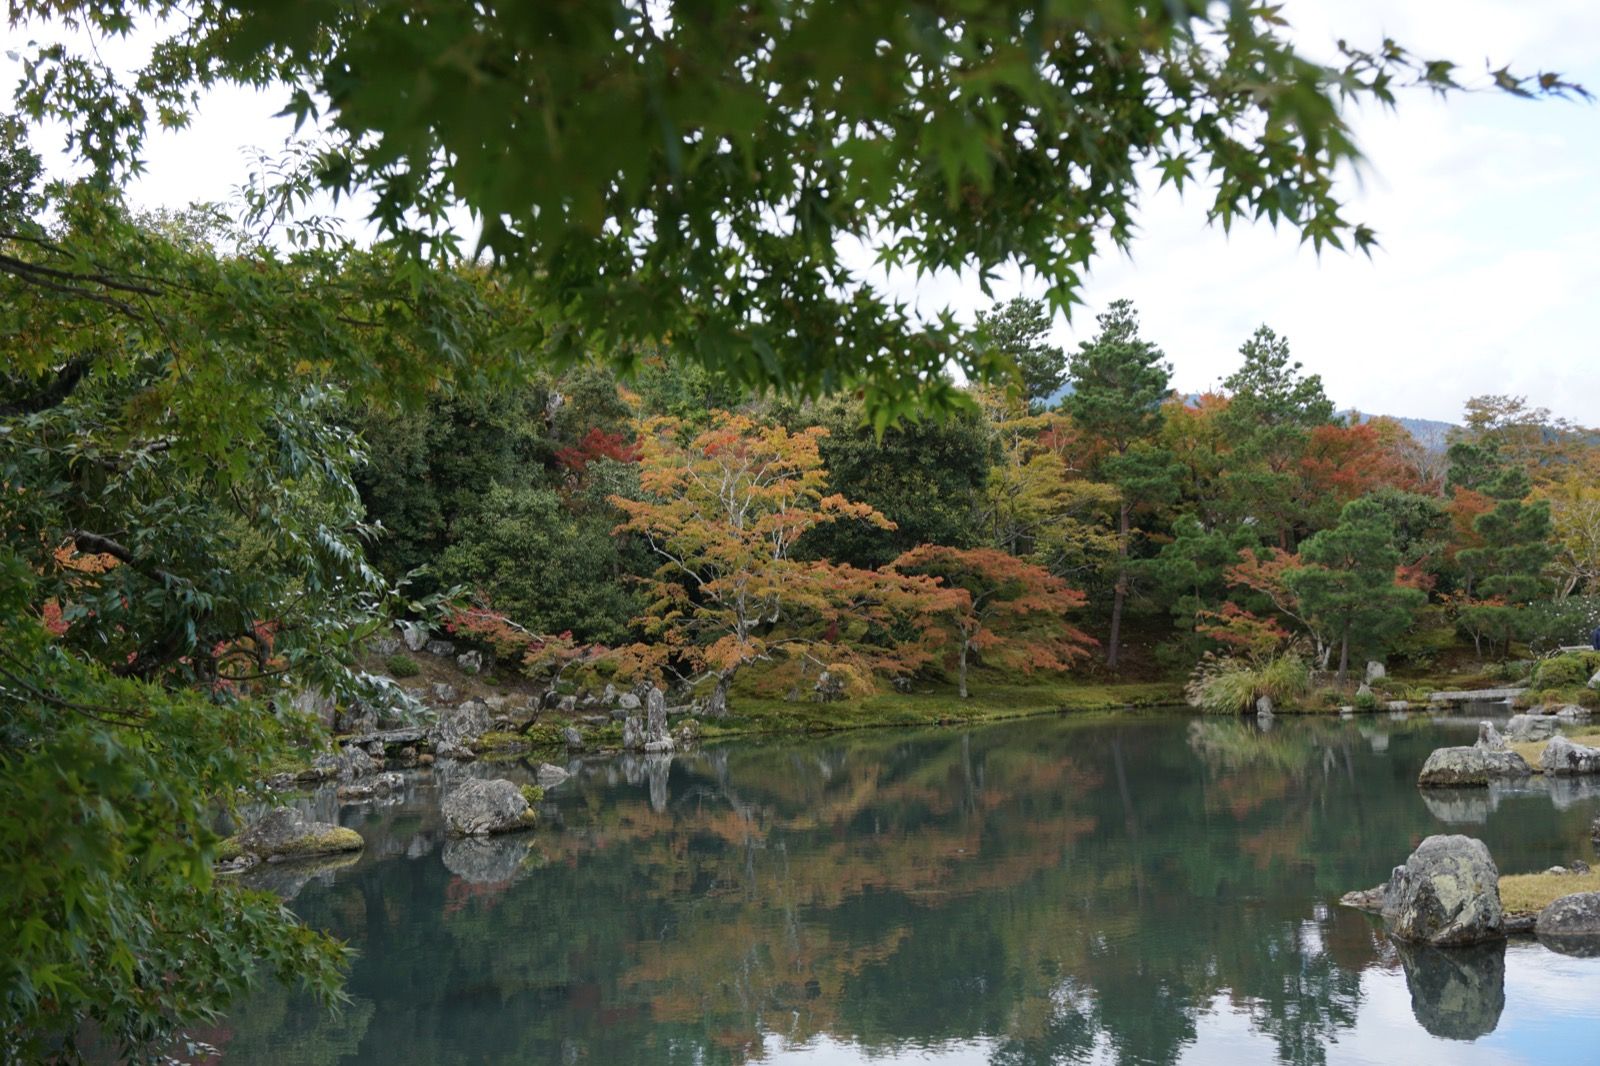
[{"left": 210, "top": 712, "right": 1600, "bottom": 1065}]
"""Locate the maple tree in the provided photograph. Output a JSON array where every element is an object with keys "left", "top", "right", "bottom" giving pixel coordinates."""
[
  {"left": 610, "top": 413, "right": 938, "bottom": 715},
  {"left": 890, "top": 546, "right": 1094, "bottom": 699}
]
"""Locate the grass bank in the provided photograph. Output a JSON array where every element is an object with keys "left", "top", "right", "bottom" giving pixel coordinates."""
[
  {"left": 1506, "top": 732, "right": 1600, "bottom": 770},
  {"left": 1501, "top": 869, "right": 1600, "bottom": 916},
  {"left": 699, "top": 678, "right": 1184, "bottom": 742}
]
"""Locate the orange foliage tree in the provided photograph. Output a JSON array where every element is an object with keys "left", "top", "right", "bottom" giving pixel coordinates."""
[
  {"left": 611, "top": 413, "right": 945, "bottom": 716},
  {"left": 890, "top": 545, "right": 1094, "bottom": 698}
]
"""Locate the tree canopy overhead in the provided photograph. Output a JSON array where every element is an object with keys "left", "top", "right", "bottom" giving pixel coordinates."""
[{"left": 9, "top": 0, "right": 1583, "bottom": 422}]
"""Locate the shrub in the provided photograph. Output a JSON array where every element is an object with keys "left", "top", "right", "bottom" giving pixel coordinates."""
[
  {"left": 520, "top": 784, "right": 545, "bottom": 807},
  {"left": 1530, "top": 652, "right": 1600, "bottom": 692},
  {"left": 1351, "top": 686, "right": 1379, "bottom": 712},
  {"left": 386, "top": 654, "right": 421, "bottom": 678},
  {"left": 1185, "top": 654, "right": 1310, "bottom": 714}
]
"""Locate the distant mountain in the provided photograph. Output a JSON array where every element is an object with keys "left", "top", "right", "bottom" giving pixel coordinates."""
[{"left": 1345, "top": 411, "right": 1456, "bottom": 453}]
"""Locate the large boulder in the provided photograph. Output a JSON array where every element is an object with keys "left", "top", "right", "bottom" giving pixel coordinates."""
[
  {"left": 1416, "top": 746, "right": 1531, "bottom": 787},
  {"left": 1382, "top": 835, "right": 1504, "bottom": 945},
  {"left": 1554, "top": 704, "right": 1593, "bottom": 722},
  {"left": 644, "top": 687, "right": 675, "bottom": 752},
  {"left": 1504, "top": 714, "right": 1560, "bottom": 742},
  {"left": 622, "top": 715, "right": 645, "bottom": 751},
  {"left": 1541, "top": 735, "right": 1600, "bottom": 776},
  {"left": 221, "top": 807, "right": 363, "bottom": 865},
  {"left": 1534, "top": 892, "right": 1600, "bottom": 940},
  {"left": 1366, "top": 660, "right": 1387, "bottom": 683},
  {"left": 442, "top": 778, "right": 537, "bottom": 836},
  {"left": 534, "top": 762, "right": 572, "bottom": 788},
  {"left": 434, "top": 699, "right": 493, "bottom": 748},
  {"left": 336, "top": 771, "right": 405, "bottom": 802}
]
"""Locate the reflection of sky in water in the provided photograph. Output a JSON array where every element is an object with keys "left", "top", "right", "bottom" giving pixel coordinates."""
[
  {"left": 745, "top": 944, "right": 1600, "bottom": 1066},
  {"left": 216, "top": 713, "right": 1600, "bottom": 1065}
]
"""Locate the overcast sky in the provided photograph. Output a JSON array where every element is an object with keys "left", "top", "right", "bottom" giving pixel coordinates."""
[{"left": 7, "top": 0, "right": 1597, "bottom": 424}]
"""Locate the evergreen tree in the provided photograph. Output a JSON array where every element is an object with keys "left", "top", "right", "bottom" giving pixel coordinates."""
[
  {"left": 973, "top": 297, "right": 1068, "bottom": 411},
  {"left": 1063, "top": 300, "right": 1176, "bottom": 668},
  {"left": 1286, "top": 497, "right": 1426, "bottom": 681}
]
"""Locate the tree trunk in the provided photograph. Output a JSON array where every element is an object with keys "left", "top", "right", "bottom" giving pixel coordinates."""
[
  {"left": 958, "top": 640, "right": 970, "bottom": 700},
  {"left": 1107, "top": 501, "right": 1130, "bottom": 670},
  {"left": 1337, "top": 634, "right": 1349, "bottom": 685}
]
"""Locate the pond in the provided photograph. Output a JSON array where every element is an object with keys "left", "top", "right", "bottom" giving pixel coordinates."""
[{"left": 207, "top": 711, "right": 1600, "bottom": 1065}]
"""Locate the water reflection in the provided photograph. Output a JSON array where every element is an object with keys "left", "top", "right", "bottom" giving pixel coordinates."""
[{"left": 207, "top": 713, "right": 1600, "bottom": 1065}]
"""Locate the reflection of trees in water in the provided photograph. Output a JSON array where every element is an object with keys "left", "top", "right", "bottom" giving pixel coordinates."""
[{"left": 219, "top": 716, "right": 1577, "bottom": 1065}]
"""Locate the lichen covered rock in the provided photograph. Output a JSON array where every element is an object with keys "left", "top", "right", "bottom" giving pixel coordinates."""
[
  {"left": 1541, "top": 735, "right": 1600, "bottom": 776},
  {"left": 442, "top": 777, "right": 537, "bottom": 836},
  {"left": 220, "top": 807, "right": 364, "bottom": 865},
  {"left": 1382, "top": 834, "right": 1504, "bottom": 946},
  {"left": 1416, "top": 746, "right": 1531, "bottom": 788}
]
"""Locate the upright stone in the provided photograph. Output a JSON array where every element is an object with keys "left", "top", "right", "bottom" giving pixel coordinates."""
[
  {"left": 1474, "top": 721, "right": 1508, "bottom": 752},
  {"left": 1382, "top": 835, "right": 1504, "bottom": 946},
  {"left": 1366, "top": 661, "right": 1387, "bottom": 683}
]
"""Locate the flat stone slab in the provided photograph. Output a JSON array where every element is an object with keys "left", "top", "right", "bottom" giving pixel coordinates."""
[
  {"left": 1428, "top": 688, "right": 1527, "bottom": 704},
  {"left": 339, "top": 727, "right": 426, "bottom": 747}
]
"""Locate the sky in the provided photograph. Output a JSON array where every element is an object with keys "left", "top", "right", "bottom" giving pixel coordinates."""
[{"left": 5, "top": 0, "right": 1597, "bottom": 425}]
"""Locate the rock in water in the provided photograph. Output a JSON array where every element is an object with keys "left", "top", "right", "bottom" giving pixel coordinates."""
[
  {"left": 1416, "top": 746, "right": 1531, "bottom": 787},
  {"left": 1383, "top": 835, "right": 1504, "bottom": 945},
  {"left": 1504, "top": 714, "right": 1559, "bottom": 742},
  {"left": 222, "top": 807, "right": 364, "bottom": 864},
  {"left": 1535, "top": 892, "right": 1600, "bottom": 957},
  {"left": 622, "top": 715, "right": 645, "bottom": 751},
  {"left": 442, "top": 778, "right": 537, "bottom": 836},
  {"left": 1541, "top": 735, "right": 1600, "bottom": 776},
  {"left": 1255, "top": 696, "right": 1275, "bottom": 718},
  {"left": 1555, "top": 704, "right": 1593, "bottom": 722},
  {"left": 534, "top": 762, "right": 572, "bottom": 788},
  {"left": 1474, "top": 721, "right": 1508, "bottom": 751}
]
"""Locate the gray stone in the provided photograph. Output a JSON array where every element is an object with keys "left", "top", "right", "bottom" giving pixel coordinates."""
[
  {"left": 1340, "top": 885, "right": 1386, "bottom": 911},
  {"left": 424, "top": 638, "right": 455, "bottom": 658},
  {"left": 434, "top": 739, "right": 476, "bottom": 761},
  {"left": 534, "top": 762, "right": 572, "bottom": 788},
  {"left": 335, "top": 746, "right": 377, "bottom": 780},
  {"left": 1554, "top": 704, "right": 1593, "bottom": 722},
  {"left": 1474, "top": 721, "right": 1508, "bottom": 751},
  {"left": 562, "top": 726, "right": 584, "bottom": 749},
  {"left": 1505, "top": 714, "right": 1560, "bottom": 742},
  {"left": 1382, "top": 834, "right": 1504, "bottom": 945},
  {"left": 1356, "top": 682, "right": 1374, "bottom": 701},
  {"left": 622, "top": 715, "right": 645, "bottom": 751},
  {"left": 456, "top": 649, "right": 484, "bottom": 674},
  {"left": 617, "top": 692, "right": 642, "bottom": 711},
  {"left": 673, "top": 718, "right": 702, "bottom": 746},
  {"left": 372, "top": 635, "right": 403, "bottom": 658},
  {"left": 224, "top": 807, "right": 363, "bottom": 863},
  {"left": 646, "top": 687, "right": 669, "bottom": 741},
  {"left": 1366, "top": 660, "right": 1387, "bottom": 683},
  {"left": 337, "top": 771, "right": 405, "bottom": 802},
  {"left": 1416, "top": 746, "right": 1532, "bottom": 787},
  {"left": 288, "top": 687, "right": 337, "bottom": 730},
  {"left": 1535, "top": 892, "right": 1600, "bottom": 941},
  {"left": 430, "top": 681, "right": 460, "bottom": 706},
  {"left": 814, "top": 671, "right": 846, "bottom": 703},
  {"left": 1255, "top": 695, "right": 1274, "bottom": 718},
  {"left": 1541, "top": 734, "right": 1600, "bottom": 776},
  {"left": 557, "top": 694, "right": 577, "bottom": 714},
  {"left": 1587, "top": 668, "right": 1600, "bottom": 690},
  {"left": 435, "top": 699, "right": 493, "bottom": 747},
  {"left": 441, "top": 778, "right": 536, "bottom": 836},
  {"left": 400, "top": 622, "right": 429, "bottom": 652}
]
